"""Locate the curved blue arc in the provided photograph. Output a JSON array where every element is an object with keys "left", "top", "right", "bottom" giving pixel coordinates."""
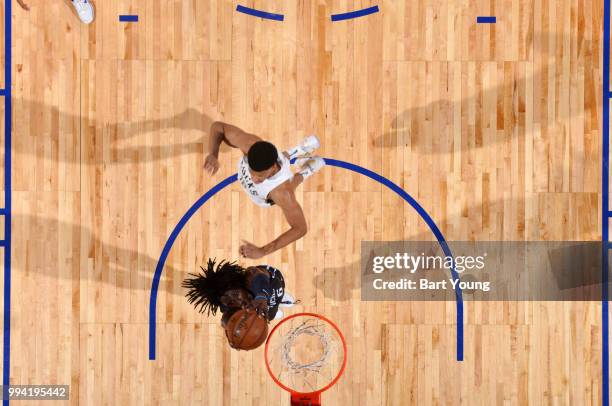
[
  {"left": 148, "top": 174, "right": 237, "bottom": 360},
  {"left": 331, "top": 5, "right": 380, "bottom": 21},
  {"left": 236, "top": 5, "right": 284, "bottom": 21},
  {"left": 324, "top": 159, "right": 464, "bottom": 361},
  {"left": 148, "top": 160, "right": 464, "bottom": 361}
]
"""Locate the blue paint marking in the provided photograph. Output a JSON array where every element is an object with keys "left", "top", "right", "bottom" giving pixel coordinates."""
[
  {"left": 324, "top": 159, "right": 463, "bottom": 360},
  {"left": 119, "top": 15, "right": 139, "bottom": 22},
  {"left": 148, "top": 159, "right": 464, "bottom": 361},
  {"left": 2, "top": 0, "right": 11, "bottom": 401},
  {"left": 148, "top": 174, "right": 237, "bottom": 360},
  {"left": 476, "top": 16, "right": 496, "bottom": 24},
  {"left": 0, "top": 90, "right": 5, "bottom": 96},
  {"left": 236, "top": 5, "right": 284, "bottom": 22},
  {"left": 604, "top": 0, "right": 610, "bottom": 403},
  {"left": 331, "top": 5, "right": 379, "bottom": 21}
]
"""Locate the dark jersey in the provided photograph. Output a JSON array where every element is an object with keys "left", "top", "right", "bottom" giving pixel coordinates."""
[
  {"left": 219, "top": 265, "right": 287, "bottom": 325},
  {"left": 249, "top": 265, "right": 285, "bottom": 321}
]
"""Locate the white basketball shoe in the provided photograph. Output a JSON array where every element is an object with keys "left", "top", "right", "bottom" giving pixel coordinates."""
[
  {"left": 280, "top": 292, "right": 296, "bottom": 307},
  {"left": 273, "top": 292, "right": 297, "bottom": 320},
  {"left": 71, "top": 0, "right": 95, "bottom": 24},
  {"left": 296, "top": 156, "right": 326, "bottom": 179},
  {"left": 287, "top": 135, "right": 321, "bottom": 160}
]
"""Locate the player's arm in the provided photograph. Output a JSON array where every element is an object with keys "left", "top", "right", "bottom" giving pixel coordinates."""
[
  {"left": 239, "top": 186, "right": 307, "bottom": 259},
  {"left": 246, "top": 267, "right": 271, "bottom": 317},
  {"left": 205, "top": 121, "right": 261, "bottom": 175}
]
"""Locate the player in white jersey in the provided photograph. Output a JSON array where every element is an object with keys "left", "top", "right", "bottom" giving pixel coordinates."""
[{"left": 204, "top": 121, "right": 325, "bottom": 259}]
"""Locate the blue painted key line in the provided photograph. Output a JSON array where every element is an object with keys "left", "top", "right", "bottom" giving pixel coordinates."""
[
  {"left": 604, "top": 0, "right": 611, "bottom": 403},
  {"left": 608, "top": 211, "right": 612, "bottom": 217},
  {"left": 331, "top": 5, "right": 379, "bottom": 21},
  {"left": 119, "top": 15, "right": 138, "bottom": 22},
  {"left": 236, "top": 5, "right": 284, "bottom": 21},
  {"left": 477, "top": 16, "right": 497, "bottom": 23},
  {"left": 0, "top": 241, "right": 6, "bottom": 248},
  {"left": 0, "top": 89, "right": 5, "bottom": 96},
  {"left": 2, "top": 0, "right": 12, "bottom": 401},
  {"left": 0, "top": 209, "right": 6, "bottom": 216}
]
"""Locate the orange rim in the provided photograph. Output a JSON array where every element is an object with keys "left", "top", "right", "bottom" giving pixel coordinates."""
[{"left": 264, "top": 312, "right": 347, "bottom": 396}]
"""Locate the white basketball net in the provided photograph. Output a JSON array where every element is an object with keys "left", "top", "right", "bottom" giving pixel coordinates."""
[{"left": 266, "top": 315, "right": 345, "bottom": 394}]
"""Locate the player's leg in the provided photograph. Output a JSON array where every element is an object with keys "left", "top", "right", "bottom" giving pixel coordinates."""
[
  {"left": 288, "top": 156, "right": 325, "bottom": 189},
  {"left": 69, "top": 0, "right": 95, "bottom": 24},
  {"left": 286, "top": 135, "right": 321, "bottom": 160},
  {"left": 296, "top": 156, "right": 325, "bottom": 178}
]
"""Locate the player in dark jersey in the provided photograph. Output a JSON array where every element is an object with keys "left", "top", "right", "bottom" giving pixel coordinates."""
[{"left": 182, "top": 259, "right": 296, "bottom": 329}]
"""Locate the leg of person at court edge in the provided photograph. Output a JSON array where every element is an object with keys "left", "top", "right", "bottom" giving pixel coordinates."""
[
  {"left": 204, "top": 121, "right": 325, "bottom": 259},
  {"left": 16, "top": 0, "right": 95, "bottom": 24}
]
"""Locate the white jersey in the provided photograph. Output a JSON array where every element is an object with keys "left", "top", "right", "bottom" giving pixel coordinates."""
[{"left": 237, "top": 149, "right": 293, "bottom": 208}]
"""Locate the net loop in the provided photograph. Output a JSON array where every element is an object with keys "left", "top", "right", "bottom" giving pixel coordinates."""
[
  {"left": 280, "top": 319, "right": 336, "bottom": 373},
  {"left": 265, "top": 313, "right": 347, "bottom": 398}
]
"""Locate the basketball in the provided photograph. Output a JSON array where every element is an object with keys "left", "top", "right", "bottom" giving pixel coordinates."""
[{"left": 224, "top": 309, "right": 269, "bottom": 351}]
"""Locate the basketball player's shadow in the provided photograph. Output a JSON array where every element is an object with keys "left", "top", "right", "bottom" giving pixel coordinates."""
[
  {"left": 13, "top": 99, "right": 219, "bottom": 164},
  {"left": 14, "top": 213, "right": 186, "bottom": 297},
  {"left": 376, "top": 61, "right": 547, "bottom": 154},
  {"left": 317, "top": 239, "right": 495, "bottom": 302},
  {"left": 375, "top": 32, "right": 587, "bottom": 154},
  {"left": 15, "top": 0, "right": 93, "bottom": 19},
  {"left": 313, "top": 194, "right": 601, "bottom": 302}
]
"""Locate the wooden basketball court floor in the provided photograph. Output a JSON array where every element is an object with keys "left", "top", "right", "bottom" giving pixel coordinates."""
[{"left": 0, "top": 0, "right": 606, "bottom": 404}]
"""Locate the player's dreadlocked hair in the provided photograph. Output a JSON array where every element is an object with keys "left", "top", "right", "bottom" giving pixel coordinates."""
[{"left": 182, "top": 258, "right": 249, "bottom": 316}]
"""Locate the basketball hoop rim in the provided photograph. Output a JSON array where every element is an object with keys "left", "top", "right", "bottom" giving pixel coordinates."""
[{"left": 264, "top": 312, "right": 348, "bottom": 397}]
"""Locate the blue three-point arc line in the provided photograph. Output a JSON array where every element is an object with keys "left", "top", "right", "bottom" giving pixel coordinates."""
[
  {"left": 148, "top": 159, "right": 464, "bottom": 362},
  {"left": 236, "top": 5, "right": 284, "bottom": 21},
  {"left": 331, "top": 5, "right": 380, "bottom": 21}
]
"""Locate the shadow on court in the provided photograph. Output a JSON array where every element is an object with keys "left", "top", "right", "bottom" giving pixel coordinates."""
[
  {"left": 11, "top": 100, "right": 229, "bottom": 163},
  {"left": 13, "top": 213, "right": 186, "bottom": 297},
  {"left": 375, "top": 32, "right": 589, "bottom": 154},
  {"left": 312, "top": 193, "right": 599, "bottom": 302}
]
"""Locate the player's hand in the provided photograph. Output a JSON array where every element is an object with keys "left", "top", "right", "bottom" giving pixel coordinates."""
[
  {"left": 239, "top": 240, "right": 265, "bottom": 259},
  {"left": 204, "top": 154, "right": 220, "bottom": 175},
  {"left": 248, "top": 298, "right": 269, "bottom": 318}
]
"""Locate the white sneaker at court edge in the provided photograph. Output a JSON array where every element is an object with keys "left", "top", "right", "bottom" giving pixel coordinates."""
[{"left": 71, "top": 0, "right": 95, "bottom": 24}]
